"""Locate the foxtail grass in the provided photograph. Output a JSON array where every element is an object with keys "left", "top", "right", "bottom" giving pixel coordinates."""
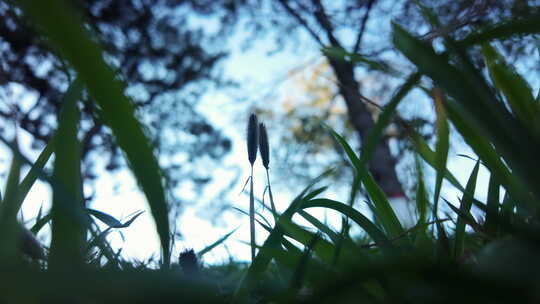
[
  {"left": 247, "top": 113, "right": 259, "bottom": 261},
  {"left": 259, "top": 123, "right": 277, "bottom": 220}
]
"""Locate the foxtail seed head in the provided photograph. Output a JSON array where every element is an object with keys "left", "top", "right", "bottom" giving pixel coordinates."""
[
  {"left": 259, "top": 123, "right": 269, "bottom": 169},
  {"left": 247, "top": 113, "right": 259, "bottom": 165}
]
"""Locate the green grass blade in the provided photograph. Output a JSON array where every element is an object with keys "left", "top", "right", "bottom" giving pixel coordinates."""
[
  {"left": 197, "top": 227, "right": 239, "bottom": 257},
  {"left": 278, "top": 219, "right": 335, "bottom": 264},
  {"left": 328, "top": 128, "right": 404, "bottom": 238},
  {"left": 17, "top": 80, "right": 82, "bottom": 214},
  {"left": 409, "top": 129, "right": 464, "bottom": 192},
  {"left": 432, "top": 88, "right": 450, "bottom": 222},
  {"left": 323, "top": 47, "right": 398, "bottom": 75},
  {"left": 458, "top": 14, "right": 540, "bottom": 47},
  {"left": 484, "top": 174, "right": 500, "bottom": 237},
  {"left": 49, "top": 78, "right": 85, "bottom": 269},
  {"left": 289, "top": 233, "right": 320, "bottom": 291},
  {"left": 414, "top": 155, "right": 430, "bottom": 240},
  {"left": 0, "top": 139, "right": 22, "bottom": 261},
  {"left": 444, "top": 103, "right": 537, "bottom": 213},
  {"left": 482, "top": 43, "right": 540, "bottom": 135},
  {"left": 298, "top": 210, "right": 340, "bottom": 244},
  {"left": 16, "top": 0, "right": 171, "bottom": 266},
  {"left": 359, "top": 72, "right": 420, "bottom": 166},
  {"left": 302, "top": 199, "right": 392, "bottom": 251},
  {"left": 454, "top": 160, "right": 480, "bottom": 260}
]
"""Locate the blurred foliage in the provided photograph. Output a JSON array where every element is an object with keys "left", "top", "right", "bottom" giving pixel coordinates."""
[{"left": 0, "top": 0, "right": 234, "bottom": 206}]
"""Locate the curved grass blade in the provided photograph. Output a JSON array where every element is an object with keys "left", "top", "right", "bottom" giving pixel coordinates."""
[
  {"left": 359, "top": 72, "right": 420, "bottom": 165},
  {"left": 328, "top": 128, "right": 404, "bottom": 238},
  {"left": 197, "top": 227, "right": 239, "bottom": 257},
  {"left": 302, "top": 199, "right": 392, "bottom": 252},
  {"left": 432, "top": 87, "right": 449, "bottom": 223},
  {"left": 482, "top": 43, "right": 540, "bottom": 135},
  {"left": 408, "top": 129, "right": 464, "bottom": 192},
  {"left": 458, "top": 14, "right": 540, "bottom": 47},
  {"left": 15, "top": 80, "right": 82, "bottom": 214},
  {"left": 30, "top": 213, "right": 52, "bottom": 234},
  {"left": 49, "top": 78, "right": 85, "bottom": 269},
  {"left": 16, "top": 0, "right": 170, "bottom": 266},
  {"left": 323, "top": 47, "right": 398, "bottom": 75},
  {"left": 289, "top": 233, "right": 320, "bottom": 291},
  {"left": 298, "top": 210, "right": 340, "bottom": 244},
  {"left": 484, "top": 174, "right": 500, "bottom": 237},
  {"left": 0, "top": 139, "right": 22, "bottom": 261},
  {"left": 278, "top": 219, "right": 335, "bottom": 264},
  {"left": 453, "top": 160, "right": 480, "bottom": 260}
]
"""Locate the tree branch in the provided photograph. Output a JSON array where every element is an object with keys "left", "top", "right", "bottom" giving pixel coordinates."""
[
  {"left": 353, "top": 0, "right": 376, "bottom": 54},
  {"left": 312, "top": 0, "right": 342, "bottom": 48},
  {"left": 277, "top": 0, "right": 324, "bottom": 47}
]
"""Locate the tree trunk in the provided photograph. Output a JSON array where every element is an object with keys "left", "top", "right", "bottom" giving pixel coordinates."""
[{"left": 328, "top": 58, "right": 405, "bottom": 199}]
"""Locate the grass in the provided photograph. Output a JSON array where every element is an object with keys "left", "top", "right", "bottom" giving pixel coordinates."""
[{"left": 1, "top": 0, "right": 540, "bottom": 303}]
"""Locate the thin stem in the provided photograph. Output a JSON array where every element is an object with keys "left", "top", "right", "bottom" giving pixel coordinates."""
[
  {"left": 266, "top": 169, "right": 277, "bottom": 221},
  {"left": 249, "top": 165, "right": 256, "bottom": 261}
]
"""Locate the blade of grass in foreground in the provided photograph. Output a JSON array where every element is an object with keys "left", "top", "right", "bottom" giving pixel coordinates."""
[
  {"left": 233, "top": 170, "right": 332, "bottom": 300},
  {"left": 16, "top": 0, "right": 170, "bottom": 266},
  {"left": 17, "top": 79, "right": 83, "bottom": 214},
  {"left": 197, "top": 227, "right": 239, "bottom": 257},
  {"left": 0, "top": 139, "right": 22, "bottom": 261},
  {"left": 303, "top": 199, "right": 392, "bottom": 252},
  {"left": 432, "top": 87, "right": 449, "bottom": 226},
  {"left": 454, "top": 160, "right": 480, "bottom": 260},
  {"left": 49, "top": 78, "right": 85, "bottom": 269},
  {"left": 328, "top": 128, "right": 404, "bottom": 238}
]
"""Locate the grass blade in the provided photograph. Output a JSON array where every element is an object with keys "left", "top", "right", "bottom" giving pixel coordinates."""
[
  {"left": 432, "top": 87, "right": 450, "bottom": 224},
  {"left": 328, "top": 128, "right": 404, "bottom": 238},
  {"left": 303, "top": 199, "right": 392, "bottom": 251},
  {"left": 197, "top": 227, "right": 239, "bottom": 257},
  {"left": 49, "top": 78, "right": 85, "bottom": 269},
  {"left": 453, "top": 160, "right": 480, "bottom": 260}
]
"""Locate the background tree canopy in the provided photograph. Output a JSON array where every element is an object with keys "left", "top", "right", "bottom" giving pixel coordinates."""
[
  {"left": 1, "top": 0, "right": 538, "bottom": 217},
  {"left": 0, "top": 0, "right": 238, "bottom": 210}
]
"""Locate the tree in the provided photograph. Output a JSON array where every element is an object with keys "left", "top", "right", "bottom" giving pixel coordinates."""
[
  {"left": 0, "top": 0, "right": 237, "bottom": 207},
  {"left": 231, "top": 0, "right": 539, "bottom": 199}
]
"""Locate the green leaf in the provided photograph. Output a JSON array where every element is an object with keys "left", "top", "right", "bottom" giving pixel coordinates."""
[
  {"left": 16, "top": 0, "right": 171, "bottom": 266},
  {"left": 409, "top": 129, "right": 464, "bottom": 192},
  {"left": 303, "top": 199, "right": 392, "bottom": 252},
  {"left": 30, "top": 213, "right": 52, "bottom": 234},
  {"left": 0, "top": 139, "right": 23, "bottom": 261},
  {"left": 432, "top": 87, "right": 450, "bottom": 222},
  {"left": 360, "top": 72, "right": 420, "bottom": 166},
  {"left": 298, "top": 210, "right": 340, "bottom": 244},
  {"left": 197, "top": 227, "right": 239, "bottom": 257},
  {"left": 322, "top": 47, "right": 398, "bottom": 75},
  {"left": 484, "top": 174, "right": 500, "bottom": 236},
  {"left": 414, "top": 155, "right": 429, "bottom": 240},
  {"left": 278, "top": 219, "right": 335, "bottom": 264},
  {"left": 86, "top": 208, "right": 122, "bottom": 228},
  {"left": 458, "top": 14, "right": 540, "bottom": 47},
  {"left": 49, "top": 78, "right": 85, "bottom": 269},
  {"left": 327, "top": 128, "right": 404, "bottom": 238},
  {"left": 482, "top": 43, "right": 540, "bottom": 135},
  {"left": 454, "top": 160, "right": 480, "bottom": 260}
]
